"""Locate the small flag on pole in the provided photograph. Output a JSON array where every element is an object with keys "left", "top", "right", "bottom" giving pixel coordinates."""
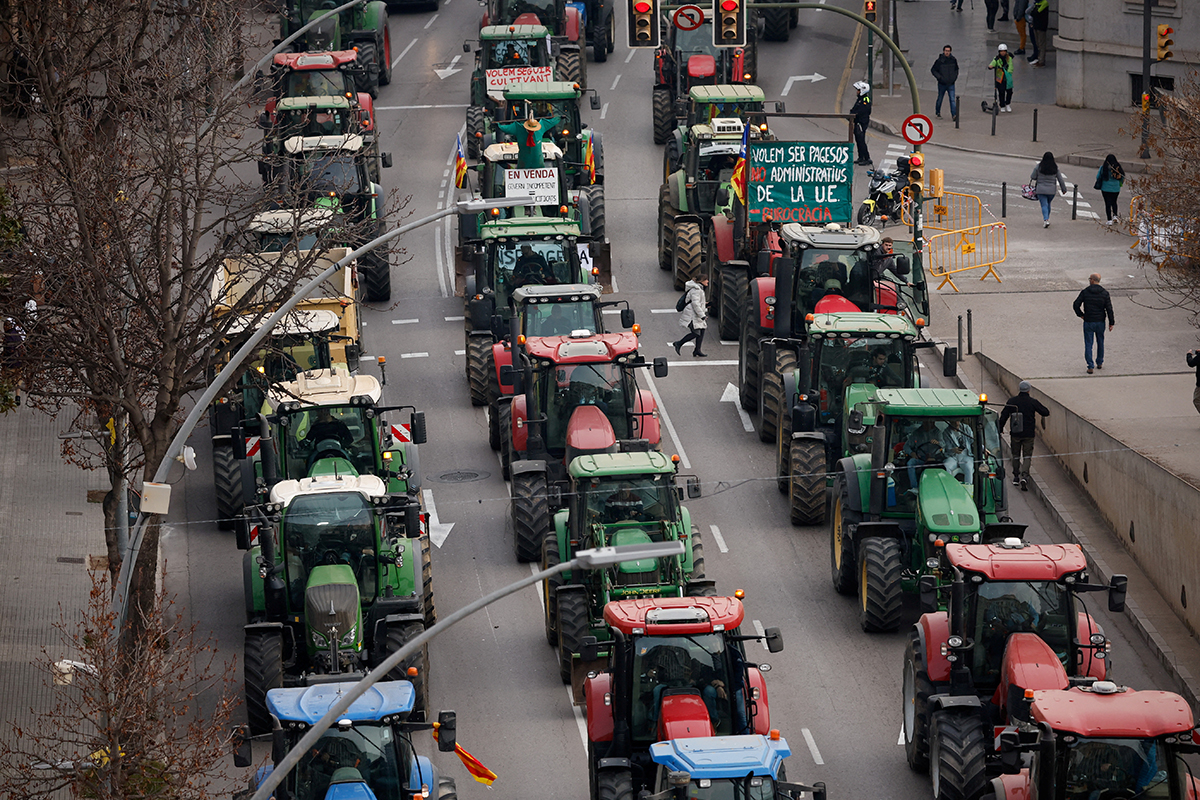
[
  {"left": 434, "top": 725, "right": 497, "bottom": 786},
  {"left": 730, "top": 122, "right": 749, "bottom": 206},
  {"left": 455, "top": 134, "right": 469, "bottom": 189},
  {"left": 583, "top": 134, "right": 596, "bottom": 185}
]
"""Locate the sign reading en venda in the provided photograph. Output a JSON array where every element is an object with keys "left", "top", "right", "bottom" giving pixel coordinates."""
[
  {"left": 747, "top": 141, "right": 854, "bottom": 225},
  {"left": 505, "top": 167, "right": 559, "bottom": 205}
]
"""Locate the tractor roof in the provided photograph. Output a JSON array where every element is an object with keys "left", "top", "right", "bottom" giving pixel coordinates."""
[
  {"left": 270, "top": 473, "right": 388, "bottom": 506},
  {"left": 479, "top": 217, "right": 581, "bottom": 239},
  {"left": 808, "top": 311, "right": 917, "bottom": 338},
  {"left": 284, "top": 133, "right": 364, "bottom": 155},
  {"left": 483, "top": 140, "right": 564, "bottom": 162},
  {"left": 1032, "top": 687, "right": 1195, "bottom": 738},
  {"left": 873, "top": 388, "right": 985, "bottom": 416},
  {"left": 782, "top": 223, "right": 881, "bottom": 248},
  {"left": 480, "top": 24, "right": 551, "bottom": 39},
  {"left": 946, "top": 542, "right": 1088, "bottom": 580},
  {"left": 650, "top": 735, "right": 790, "bottom": 780},
  {"left": 276, "top": 95, "right": 353, "bottom": 112},
  {"left": 604, "top": 596, "right": 745, "bottom": 636},
  {"left": 273, "top": 51, "right": 359, "bottom": 71},
  {"left": 524, "top": 331, "right": 639, "bottom": 363},
  {"left": 247, "top": 208, "right": 336, "bottom": 234},
  {"left": 689, "top": 84, "right": 766, "bottom": 103},
  {"left": 270, "top": 367, "right": 383, "bottom": 407},
  {"left": 225, "top": 308, "right": 341, "bottom": 337},
  {"left": 690, "top": 118, "right": 747, "bottom": 143},
  {"left": 503, "top": 80, "right": 582, "bottom": 100},
  {"left": 513, "top": 284, "right": 600, "bottom": 304},
  {"left": 569, "top": 450, "right": 676, "bottom": 479},
  {"left": 267, "top": 681, "right": 414, "bottom": 724}
]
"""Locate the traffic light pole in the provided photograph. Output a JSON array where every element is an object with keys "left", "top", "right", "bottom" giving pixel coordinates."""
[{"left": 1139, "top": 0, "right": 1152, "bottom": 158}]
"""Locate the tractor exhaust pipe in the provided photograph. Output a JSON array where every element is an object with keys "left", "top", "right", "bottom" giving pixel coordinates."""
[{"left": 773, "top": 257, "right": 795, "bottom": 337}]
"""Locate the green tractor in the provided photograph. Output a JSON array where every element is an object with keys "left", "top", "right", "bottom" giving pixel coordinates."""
[
  {"left": 490, "top": 81, "right": 603, "bottom": 189},
  {"left": 241, "top": 472, "right": 435, "bottom": 735},
  {"left": 259, "top": 94, "right": 389, "bottom": 186},
  {"left": 662, "top": 84, "right": 768, "bottom": 178},
  {"left": 278, "top": 0, "right": 392, "bottom": 96},
  {"left": 478, "top": 0, "right": 590, "bottom": 79},
  {"left": 464, "top": 25, "right": 558, "bottom": 158},
  {"left": 541, "top": 451, "right": 712, "bottom": 691},
  {"left": 828, "top": 388, "right": 1008, "bottom": 633}
]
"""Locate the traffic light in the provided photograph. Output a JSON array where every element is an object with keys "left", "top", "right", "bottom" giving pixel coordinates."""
[
  {"left": 864, "top": 0, "right": 876, "bottom": 22},
  {"left": 628, "top": 0, "right": 659, "bottom": 48},
  {"left": 1157, "top": 24, "right": 1174, "bottom": 61},
  {"left": 714, "top": 0, "right": 746, "bottom": 48},
  {"left": 908, "top": 152, "right": 925, "bottom": 193},
  {"left": 928, "top": 167, "right": 944, "bottom": 199}
]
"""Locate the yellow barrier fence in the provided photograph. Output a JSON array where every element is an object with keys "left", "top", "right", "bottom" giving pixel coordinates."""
[
  {"left": 925, "top": 222, "right": 1008, "bottom": 292},
  {"left": 901, "top": 191, "right": 984, "bottom": 232}
]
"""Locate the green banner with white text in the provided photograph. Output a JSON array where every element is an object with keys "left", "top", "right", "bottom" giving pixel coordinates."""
[{"left": 747, "top": 141, "right": 854, "bottom": 225}]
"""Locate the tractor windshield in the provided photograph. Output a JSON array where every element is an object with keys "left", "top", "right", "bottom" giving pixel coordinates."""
[
  {"left": 1058, "top": 737, "right": 1172, "bottom": 800},
  {"left": 256, "top": 228, "right": 322, "bottom": 253},
  {"left": 281, "top": 491, "right": 377, "bottom": 607},
  {"left": 969, "top": 580, "right": 1072, "bottom": 684},
  {"left": 536, "top": 362, "right": 631, "bottom": 453},
  {"left": 284, "top": 69, "right": 352, "bottom": 98},
  {"left": 278, "top": 406, "right": 377, "bottom": 479},
  {"left": 675, "top": 25, "right": 719, "bottom": 55},
  {"left": 691, "top": 144, "right": 739, "bottom": 213},
  {"left": 884, "top": 415, "right": 992, "bottom": 513},
  {"left": 484, "top": 37, "right": 543, "bottom": 67},
  {"left": 582, "top": 474, "right": 676, "bottom": 525},
  {"left": 303, "top": 152, "right": 365, "bottom": 196},
  {"left": 287, "top": 723, "right": 407, "bottom": 800},
  {"left": 813, "top": 338, "right": 908, "bottom": 423},
  {"left": 631, "top": 633, "right": 741, "bottom": 743},
  {"left": 523, "top": 299, "right": 597, "bottom": 338},
  {"left": 490, "top": 239, "right": 578, "bottom": 307},
  {"left": 278, "top": 106, "right": 354, "bottom": 139}
]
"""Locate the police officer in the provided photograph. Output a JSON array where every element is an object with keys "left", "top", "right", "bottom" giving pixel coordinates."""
[{"left": 851, "top": 81, "right": 873, "bottom": 166}]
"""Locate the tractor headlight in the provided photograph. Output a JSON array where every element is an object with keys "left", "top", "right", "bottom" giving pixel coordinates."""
[
  {"left": 947, "top": 635, "right": 964, "bottom": 648},
  {"left": 340, "top": 625, "right": 358, "bottom": 648},
  {"left": 312, "top": 630, "right": 328, "bottom": 648}
]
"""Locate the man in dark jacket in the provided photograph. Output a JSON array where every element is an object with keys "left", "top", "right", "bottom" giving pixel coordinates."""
[
  {"left": 1028, "top": 0, "right": 1049, "bottom": 66},
  {"left": 851, "top": 81, "right": 872, "bottom": 165},
  {"left": 1072, "top": 273, "right": 1115, "bottom": 374},
  {"left": 931, "top": 45, "right": 959, "bottom": 119},
  {"left": 998, "top": 380, "right": 1049, "bottom": 491},
  {"left": 1188, "top": 350, "right": 1200, "bottom": 418}
]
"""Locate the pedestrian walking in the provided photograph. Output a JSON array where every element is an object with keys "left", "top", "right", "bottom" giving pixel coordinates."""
[
  {"left": 997, "top": 0, "right": 1010, "bottom": 21},
  {"left": 1187, "top": 349, "right": 1200, "bottom": 419},
  {"left": 1072, "top": 273, "right": 1114, "bottom": 374},
  {"left": 1012, "top": 0, "right": 1029, "bottom": 52},
  {"left": 949, "top": 0, "right": 963, "bottom": 11},
  {"left": 931, "top": 45, "right": 959, "bottom": 119},
  {"left": 1027, "top": 0, "right": 1049, "bottom": 66},
  {"left": 987, "top": 45, "right": 1014, "bottom": 113},
  {"left": 998, "top": 381, "right": 1049, "bottom": 492},
  {"left": 984, "top": 0, "right": 1000, "bottom": 32},
  {"left": 1029, "top": 151, "right": 1068, "bottom": 227},
  {"left": 851, "top": 81, "right": 873, "bottom": 165},
  {"left": 1095, "top": 153, "right": 1125, "bottom": 225},
  {"left": 672, "top": 277, "right": 709, "bottom": 358}
]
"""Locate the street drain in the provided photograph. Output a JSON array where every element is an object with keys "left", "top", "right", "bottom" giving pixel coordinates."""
[{"left": 434, "top": 470, "right": 487, "bottom": 483}]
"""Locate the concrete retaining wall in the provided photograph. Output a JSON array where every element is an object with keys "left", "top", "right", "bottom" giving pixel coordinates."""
[{"left": 980, "top": 353, "right": 1200, "bottom": 639}]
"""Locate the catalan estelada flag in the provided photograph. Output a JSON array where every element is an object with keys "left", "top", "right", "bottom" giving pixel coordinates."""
[
  {"left": 454, "top": 134, "right": 468, "bottom": 188},
  {"left": 730, "top": 121, "right": 749, "bottom": 206},
  {"left": 434, "top": 725, "right": 497, "bottom": 786},
  {"left": 583, "top": 134, "right": 596, "bottom": 185}
]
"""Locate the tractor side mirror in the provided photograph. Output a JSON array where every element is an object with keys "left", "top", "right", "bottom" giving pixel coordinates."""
[
  {"left": 410, "top": 411, "right": 427, "bottom": 445},
  {"left": 653, "top": 357, "right": 668, "bottom": 378},
  {"left": 405, "top": 502, "right": 421, "bottom": 539},
  {"left": 580, "top": 635, "right": 600, "bottom": 661},
  {"left": 764, "top": 626, "right": 784, "bottom": 653},
  {"left": 685, "top": 476, "right": 701, "bottom": 498},
  {"left": 943, "top": 347, "right": 958, "bottom": 377},
  {"left": 232, "top": 724, "right": 252, "bottom": 768},
  {"left": 919, "top": 574, "right": 938, "bottom": 613},
  {"left": 382, "top": 153, "right": 394, "bottom": 168},
  {"left": 999, "top": 730, "right": 1022, "bottom": 772},
  {"left": 716, "top": 186, "right": 729, "bottom": 206},
  {"left": 847, "top": 409, "right": 866, "bottom": 435},
  {"left": 774, "top": 101, "right": 786, "bottom": 113},
  {"left": 437, "top": 710, "right": 457, "bottom": 752},
  {"left": 257, "top": 112, "right": 271, "bottom": 130},
  {"left": 462, "top": 41, "right": 471, "bottom": 52},
  {"left": 590, "top": 94, "right": 601, "bottom": 110},
  {"left": 811, "top": 782, "right": 827, "bottom": 800},
  {"left": 1108, "top": 574, "right": 1128, "bottom": 613},
  {"left": 754, "top": 249, "right": 772, "bottom": 277},
  {"left": 892, "top": 254, "right": 911, "bottom": 276},
  {"left": 620, "top": 308, "right": 635, "bottom": 328},
  {"left": 231, "top": 425, "right": 247, "bottom": 460},
  {"left": 499, "top": 365, "right": 517, "bottom": 387}
]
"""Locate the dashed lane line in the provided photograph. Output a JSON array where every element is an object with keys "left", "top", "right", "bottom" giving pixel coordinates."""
[{"left": 709, "top": 524, "right": 729, "bottom": 553}]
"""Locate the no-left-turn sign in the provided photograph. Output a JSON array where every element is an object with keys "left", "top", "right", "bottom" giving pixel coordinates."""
[{"left": 901, "top": 114, "right": 933, "bottom": 146}]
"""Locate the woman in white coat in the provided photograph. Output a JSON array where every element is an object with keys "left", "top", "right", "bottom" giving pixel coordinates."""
[{"left": 672, "top": 278, "right": 709, "bottom": 358}]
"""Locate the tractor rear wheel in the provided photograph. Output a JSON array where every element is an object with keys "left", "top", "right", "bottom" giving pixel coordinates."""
[
  {"left": 859, "top": 537, "right": 903, "bottom": 632},
  {"left": 789, "top": 438, "right": 827, "bottom": 525},
  {"left": 511, "top": 469, "right": 548, "bottom": 562},
  {"left": 596, "top": 768, "right": 635, "bottom": 800},
  {"left": 592, "top": 15, "right": 610, "bottom": 62},
  {"left": 420, "top": 534, "right": 437, "bottom": 628},
  {"left": 762, "top": 8, "right": 790, "bottom": 41},
  {"left": 581, "top": 184, "right": 606, "bottom": 238},
  {"left": 244, "top": 628, "right": 284, "bottom": 735},
  {"left": 212, "top": 443, "right": 243, "bottom": 532},
  {"left": 499, "top": 403, "right": 512, "bottom": 480},
  {"left": 437, "top": 775, "right": 457, "bottom": 800},
  {"left": 557, "top": 50, "right": 583, "bottom": 85},
  {"left": 465, "top": 106, "right": 486, "bottom": 159},
  {"left": 663, "top": 137, "right": 681, "bottom": 181},
  {"left": 718, "top": 267, "right": 747, "bottom": 342},
  {"left": 466, "top": 333, "right": 492, "bottom": 407},
  {"left": 381, "top": 621, "right": 430, "bottom": 721},
  {"left": 672, "top": 221, "right": 702, "bottom": 290},
  {"left": 557, "top": 589, "right": 588, "bottom": 684},
  {"left": 357, "top": 41, "right": 381, "bottom": 95},
  {"left": 738, "top": 321, "right": 760, "bottom": 411},
  {"left": 759, "top": 348, "right": 796, "bottom": 444},
  {"left": 930, "top": 711, "right": 988, "bottom": 800},
  {"left": 542, "top": 532, "right": 563, "bottom": 646},
  {"left": 379, "top": 28, "right": 393, "bottom": 86},
  {"left": 658, "top": 185, "right": 677, "bottom": 271},
  {"left": 776, "top": 398, "right": 792, "bottom": 494},
  {"left": 488, "top": 401, "right": 502, "bottom": 452},
  {"left": 652, "top": 88, "right": 673, "bottom": 145},
  {"left": 689, "top": 527, "right": 706, "bottom": 580},
  {"left": 829, "top": 477, "right": 859, "bottom": 595},
  {"left": 361, "top": 248, "right": 391, "bottom": 302},
  {"left": 904, "top": 629, "right": 936, "bottom": 773}
]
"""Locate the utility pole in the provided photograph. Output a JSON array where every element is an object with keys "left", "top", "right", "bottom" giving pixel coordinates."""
[{"left": 1139, "top": 0, "right": 1152, "bottom": 158}]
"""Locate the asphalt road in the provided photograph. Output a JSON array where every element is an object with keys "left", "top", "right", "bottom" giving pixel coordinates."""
[{"left": 165, "top": 3, "right": 1181, "bottom": 797}]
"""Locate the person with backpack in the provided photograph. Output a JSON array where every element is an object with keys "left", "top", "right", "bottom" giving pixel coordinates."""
[
  {"left": 998, "top": 380, "right": 1050, "bottom": 492},
  {"left": 1095, "top": 153, "right": 1125, "bottom": 225},
  {"left": 1030, "top": 151, "right": 1068, "bottom": 227},
  {"left": 672, "top": 277, "right": 709, "bottom": 357}
]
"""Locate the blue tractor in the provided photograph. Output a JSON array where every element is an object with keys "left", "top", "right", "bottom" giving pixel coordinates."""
[
  {"left": 234, "top": 681, "right": 459, "bottom": 800},
  {"left": 639, "top": 734, "right": 827, "bottom": 800}
]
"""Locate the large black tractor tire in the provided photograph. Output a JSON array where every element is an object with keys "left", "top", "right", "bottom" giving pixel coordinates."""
[
  {"left": 488, "top": 401, "right": 502, "bottom": 452},
  {"left": 930, "top": 711, "right": 989, "bottom": 800},
  {"left": 381, "top": 621, "right": 430, "bottom": 721},
  {"left": 789, "top": 438, "right": 827, "bottom": 526},
  {"left": 557, "top": 50, "right": 583, "bottom": 85},
  {"left": 718, "top": 268, "right": 747, "bottom": 342},
  {"left": 672, "top": 220, "right": 703, "bottom": 290},
  {"left": 775, "top": 398, "right": 792, "bottom": 494},
  {"left": 658, "top": 185, "right": 677, "bottom": 272},
  {"left": 361, "top": 249, "right": 392, "bottom": 302},
  {"left": 762, "top": 8, "right": 791, "bottom": 41},
  {"left": 596, "top": 768, "right": 635, "bottom": 800},
  {"left": 592, "top": 15, "right": 610, "bottom": 62},
  {"left": 759, "top": 349, "right": 796, "bottom": 444},
  {"left": 790, "top": 7, "right": 799, "bottom": 27},
  {"left": 466, "top": 333, "right": 492, "bottom": 407},
  {"left": 357, "top": 41, "right": 382, "bottom": 95},
  {"left": 581, "top": 184, "right": 607, "bottom": 238},
  {"left": 499, "top": 404, "right": 512, "bottom": 480},
  {"left": 437, "top": 775, "right": 457, "bottom": 800},
  {"left": 663, "top": 137, "right": 681, "bottom": 182},
  {"left": 904, "top": 629, "right": 936, "bottom": 773},
  {"left": 829, "top": 477, "right": 860, "bottom": 595},
  {"left": 859, "top": 537, "right": 903, "bottom": 632},
  {"left": 511, "top": 469, "right": 548, "bottom": 562},
  {"left": 557, "top": 589, "right": 588, "bottom": 684},
  {"left": 738, "top": 321, "right": 761, "bottom": 412},
  {"left": 378, "top": 28, "right": 393, "bottom": 86},
  {"left": 688, "top": 527, "right": 706, "bottom": 581},
  {"left": 542, "top": 532, "right": 564, "bottom": 646},
  {"left": 420, "top": 534, "right": 437, "bottom": 628},
  {"left": 652, "top": 87, "right": 673, "bottom": 145},
  {"left": 213, "top": 443, "right": 243, "bottom": 532},
  {"left": 465, "top": 106, "right": 486, "bottom": 159},
  {"left": 244, "top": 628, "right": 284, "bottom": 735}
]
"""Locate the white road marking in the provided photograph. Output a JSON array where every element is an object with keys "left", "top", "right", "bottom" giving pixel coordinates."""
[
  {"left": 668, "top": 360, "right": 738, "bottom": 367},
  {"left": 401, "top": 352, "right": 430, "bottom": 359},
  {"left": 898, "top": 723, "right": 905, "bottom": 745},
  {"left": 610, "top": 74, "right": 621, "bottom": 91},
  {"left": 454, "top": 349, "right": 465, "bottom": 356},
  {"left": 423, "top": 489, "right": 456, "bottom": 546},
  {"left": 720, "top": 382, "right": 755, "bottom": 432},
  {"left": 377, "top": 104, "right": 471, "bottom": 110},
  {"left": 644, "top": 372, "right": 690, "bottom": 469},
  {"left": 391, "top": 37, "right": 418, "bottom": 68},
  {"left": 434, "top": 54, "right": 463, "bottom": 79},
  {"left": 445, "top": 315, "right": 465, "bottom": 321},
  {"left": 650, "top": 308, "right": 676, "bottom": 314},
  {"left": 440, "top": 179, "right": 448, "bottom": 188},
  {"left": 601, "top": 309, "right": 620, "bottom": 315},
  {"left": 424, "top": 13, "right": 439, "bottom": 28},
  {"left": 611, "top": 275, "right": 619, "bottom": 293},
  {"left": 443, "top": 169, "right": 450, "bottom": 177},
  {"left": 624, "top": 48, "right": 636, "bottom": 63},
  {"left": 392, "top": 318, "right": 419, "bottom": 324},
  {"left": 434, "top": 225, "right": 449, "bottom": 297},
  {"left": 570, "top": 685, "right": 588, "bottom": 749},
  {"left": 780, "top": 73, "right": 826, "bottom": 96},
  {"left": 718, "top": 340, "right": 737, "bottom": 346},
  {"left": 709, "top": 524, "right": 729, "bottom": 553},
  {"left": 751, "top": 619, "right": 768, "bottom": 650},
  {"left": 801, "top": 728, "right": 825, "bottom": 765},
  {"left": 601, "top": 102, "right": 609, "bottom": 120}
]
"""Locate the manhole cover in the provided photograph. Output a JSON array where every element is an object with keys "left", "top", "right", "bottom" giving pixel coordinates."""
[{"left": 434, "top": 470, "right": 487, "bottom": 483}]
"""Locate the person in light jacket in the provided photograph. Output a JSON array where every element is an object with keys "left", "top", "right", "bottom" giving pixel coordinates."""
[
  {"left": 672, "top": 278, "right": 709, "bottom": 357},
  {"left": 1030, "top": 151, "right": 1068, "bottom": 227}
]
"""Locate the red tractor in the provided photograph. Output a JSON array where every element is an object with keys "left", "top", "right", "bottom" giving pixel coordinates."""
[
  {"left": 583, "top": 596, "right": 784, "bottom": 800},
  {"left": 498, "top": 330, "right": 667, "bottom": 562},
  {"left": 258, "top": 51, "right": 376, "bottom": 121},
  {"left": 902, "top": 536, "right": 1129, "bottom": 800}
]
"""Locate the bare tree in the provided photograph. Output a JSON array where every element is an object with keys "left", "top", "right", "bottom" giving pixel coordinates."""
[{"left": 0, "top": 572, "right": 240, "bottom": 800}]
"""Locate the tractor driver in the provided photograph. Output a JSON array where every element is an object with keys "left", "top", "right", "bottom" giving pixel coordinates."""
[
  {"left": 898, "top": 419, "right": 946, "bottom": 493},
  {"left": 603, "top": 482, "right": 644, "bottom": 523},
  {"left": 869, "top": 348, "right": 901, "bottom": 388},
  {"left": 646, "top": 646, "right": 727, "bottom": 727},
  {"left": 305, "top": 407, "right": 355, "bottom": 449},
  {"left": 513, "top": 244, "right": 552, "bottom": 286}
]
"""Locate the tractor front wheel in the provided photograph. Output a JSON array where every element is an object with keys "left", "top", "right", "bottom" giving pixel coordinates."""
[
  {"left": 596, "top": 768, "right": 635, "bottom": 800},
  {"left": 581, "top": 184, "right": 607, "bottom": 238},
  {"left": 829, "top": 478, "right": 859, "bottom": 595},
  {"left": 718, "top": 266, "right": 747, "bottom": 343},
  {"left": 762, "top": 8, "right": 790, "bottom": 41},
  {"left": 738, "top": 321, "right": 761, "bottom": 411},
  {"left": 904, "top": 630, "right": 936, "bottom": 773},
  {"left": 542, "top": 532, "right": 563, "bottom": 646},
  {"left": 652, "top": 88, "right": 673, "bottom": 145},
  {"left": 212, "top": 443, "right": 244, "bottom": 532},
  {"left": 556, "top": 50, "right": 584, "bottom": 85},
  {"left": 488, "top": 401, "right": 502, "bottom": 452},
  {"left": 672, "top": 220, "right": 702, "bottom": 290},
  {"left": 499, "top": 403, "right": 512, "bottom": 480},
  {"left": 557, "top": 590, "right": 588, "bottom": 684},
  {"left": 361, "top": 247, "right": 392, "bottom": 302},
  {"left": 420, "top": 534, "right": 437, "bottom": 628},
  {"left": 379, "top": 27, "right": 393, "bottom": 86},
  {"left": 381, "top": 621, "right": 430, "bottom": 720},
  {"left": 465, "top": 106, "right": 486, "bottom": 159},
  {"left": 511, "top": 469, "right": 548, "bottom": 562},
  {"left": 789, "top": 438, "right": 827, "bottom": 525},
  {"left": 775, "top": 397, "right": 792, "bottom": 494},
  {"left": 244, "top": 628, "right": 284, "bottom": 735},
  {"left": 466, "top": 333, "right": 492, "bottom": 407},
  {"left": 688, "top": 526, "right": 706, "bottom": 580},
  {"left": 592, "top": 15, "right": 610, "bottom": 62},
  {"left": 759, "top": 348, "right": 796, "bottom": 444},
  {"left": 930, "top": 711, "right": 988, "bottom": 800},
  {"left": 437, "top": 776, "right": 457, "bottom": 800},
  {"left": 357, "top": 41, "right": 381, "bottom": 96},
  {"left": 658, "top": 184, "right": 677, "bottom": 272},
  {"left": 859, "top": 537, "right": 903, "bottom": 632}
]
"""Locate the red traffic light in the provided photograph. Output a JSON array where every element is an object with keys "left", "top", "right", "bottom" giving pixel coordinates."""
[
  {"left": 909, "top": 153, "right": 923, "bottom": 167},
  {"left": 634, "top": 0, "right": 651, "bottom": 11},
  {"left": 1158, "top": 24, "right": 1173, "bottom": 36},
  {"left": 720, "top": 0, "right": 738, "bottom": 9}
]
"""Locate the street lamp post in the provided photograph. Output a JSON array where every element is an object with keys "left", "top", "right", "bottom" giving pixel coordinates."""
[{"left": 247, "top": 542, "right": 686, "bottom": 800}]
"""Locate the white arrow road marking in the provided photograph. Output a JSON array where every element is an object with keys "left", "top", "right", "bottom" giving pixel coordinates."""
[
  {"left": 434, "top": 54, "right": 462, "bottom": 79},
  {"left": 422, "top": 489, "right": 456, "bottom": 547},
  {"left": 709, "top": 524, "right": 729, "bottom": 553},
  {"left": 898, "top": 723, "right": 905, "bottom": 745},
  {"left": 721, "top": 382, "right": 754, "bottom": 432},
  {"left": 801, "top": 728, "right": 825, "bottom": 765},
  {"left": 781, "top": 73, "right": 827, "bottom": 96}
]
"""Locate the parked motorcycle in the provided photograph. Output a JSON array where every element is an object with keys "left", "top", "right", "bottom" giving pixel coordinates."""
[{"left": 856, "top": 155, "right": 910, "bottom": 227}]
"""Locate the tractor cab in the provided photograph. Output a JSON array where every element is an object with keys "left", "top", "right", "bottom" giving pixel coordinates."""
[
  {"left": 476, "top": 140, "right": 571, "bottom": 210},
  {"left": 284, "top": 134, "right": 384, "bottom": 211},
  {"left": 468, "top": 25, "right": 555, "bottom": 110},
  {"left": 260, "top": 98, "right": 382, "bottom": 184},
  {"left": 647, "top": 735, "right": 826, "bottom": 800},
  {"left": 489, "top": 0, "right": 564, "bottom": 35},
  {"left": 685, "top": 84, "right": 767, "bottom": 129},
  {"left": 277, "top": 0, "right": 390, "bottom": 97},
  {"left": 221, "top": 309, "right": 340, "bottom": 419},
  {"left": 262, "top": 51, "right": 365, "bottom": 120},
  {"left": 244, "top": 208, "right": 337, "bottom": 254},
  {"left": 662, "top": 85, "right": 767, "bottom": 176}
]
